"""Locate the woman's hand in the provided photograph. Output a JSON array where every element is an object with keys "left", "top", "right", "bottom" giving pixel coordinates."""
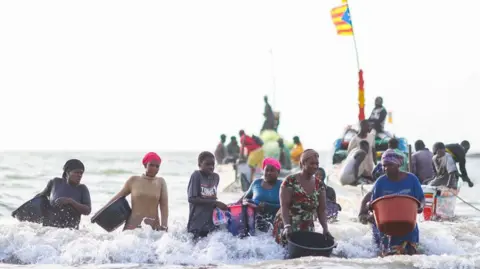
[
  {"left": 215, "top": 201, "right": 228, "bottom": 211},
  {"left": 55, "top": 197, "right": 72, "bottom": 206},
  {"left": 323, "top": 230, "right": 334, "bottom": 241},
  {"left": 257, "top": 202, "right": 265, "bottom": 212},
  {"left": 358, "top": 214, "right": 369, "bottom": 225},
  {"left": 367, "top": 201, "right": 373, "bottom": 211},
  {"left": 282, "top": 225, "right": 292, "bottom": 239}
]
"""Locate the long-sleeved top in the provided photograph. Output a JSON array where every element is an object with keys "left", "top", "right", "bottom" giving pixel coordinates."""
[{"left": 446, "top": 143, "right": 468, "bottom": 178}]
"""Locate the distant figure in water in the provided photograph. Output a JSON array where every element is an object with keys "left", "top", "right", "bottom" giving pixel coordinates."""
[
  {"left": 187, "top": 151, "right": 228, "bottom": 240},
  {"left": 411, "top": 140, "right": 434, "bottom": 184},
  {"left": 428, "top": 142, "right": 458, "bottom": 189},
  {"left": 277, "top": 138, "right": 292, "bottom": 170},
  {"left": 445, "top": 140, "right": 474, "bottom": 187},
  {"left": 261, "top": 95, "right": 276, "bottom": 132},
  {"left": 225, "top": 136, "right": 240, "bottom": 164},
  {"left": 368, "top": 96, "right": 387, "bottom": 135},
  {"left": 290, "top": 136, "right": 304, "bottom": 167},
  {"left": 239, "top": 130, "right": 264, "bottom": 181},
  {"left": 214, "top": 134, "right": 227, "bottom": 165},
  {"left": 101, "top": 152, "right": 169, "bottom": 231},
  {"left": 37, "top": 159, "right": 91, "bottom": 229}
]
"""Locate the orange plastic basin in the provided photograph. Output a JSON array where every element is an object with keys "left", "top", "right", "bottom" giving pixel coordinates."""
[{"left": 372, "top": 194, "right": 420, "bottom": 237}]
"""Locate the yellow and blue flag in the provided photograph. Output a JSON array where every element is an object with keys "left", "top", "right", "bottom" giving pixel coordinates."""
[{"left": 331, "top": 4, "right": 353, "bottom": 36}]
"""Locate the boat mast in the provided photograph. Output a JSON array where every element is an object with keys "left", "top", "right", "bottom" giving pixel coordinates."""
[{"left": 269, "top": 48, "right": 277, "bottom": 110}]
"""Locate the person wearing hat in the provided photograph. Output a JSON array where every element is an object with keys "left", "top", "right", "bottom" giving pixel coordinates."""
[
  {"left": 100, "top": 152, "right": 169, "bottom": 231},
  {"left": 37, "top": 159, "right": 91, "bottom": 229}
]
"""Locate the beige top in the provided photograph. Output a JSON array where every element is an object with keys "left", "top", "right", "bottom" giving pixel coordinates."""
[
  {"left": 123, "top": 175, "right": 168, "bottom": 229},
  {"left": 347, "top": 132, "right": 375, "bottom": 175}
]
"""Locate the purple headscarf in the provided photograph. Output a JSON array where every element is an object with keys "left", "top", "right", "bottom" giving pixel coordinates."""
[{"left": 381, "top": 149, "right": 404, "bottom": 166}]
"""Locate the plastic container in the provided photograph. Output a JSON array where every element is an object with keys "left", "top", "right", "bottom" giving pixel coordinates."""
[
  {"left": 435, "top": 191, "right": 456, "bottom": 219},
  {"left": 212, "top": 208, "right": 230, "bottom": 226},
  {"left": 372, "top": 194, "right": 420, "bottom": 237},
  {"left": 91, "top": 197, "right": 132, "bottom": 232},
  {"left": 11, "top": 196, "right": 50, "bottom": 224},
  {"left": 287, "top": 231, "right": 337, "bottom": 259},
  {"left": 422, "top": 185, "right": 436, "bottom": 220},
  {"left": 227, "top": 203, "right": 255, "bottom": 237}
]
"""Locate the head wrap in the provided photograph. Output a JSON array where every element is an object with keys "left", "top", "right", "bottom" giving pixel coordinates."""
[
  {"left": 300, "top": 149, "right": 319, "bottom": 165},
  {"left": 62, "top": 159, "right": 85, "bottom": 178},
  {"left": 381, "top": 149, "right": 403, "bottom": 166},
  {"left": 142, "top": 152, "right": 162, "bottom": 166},
  {"left": 262, "top": 157, "right": 281, "bottom": 171}
]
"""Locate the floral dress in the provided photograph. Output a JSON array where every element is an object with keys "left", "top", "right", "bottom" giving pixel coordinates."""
[{"left": 272, "top": 173, "right": 325, "bottom": 246}]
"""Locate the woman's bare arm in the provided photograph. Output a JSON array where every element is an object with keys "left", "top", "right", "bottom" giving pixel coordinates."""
[
  {"left": 279, "top": 185, "right": 292, "bottom": 226},
  {"left": 99, "top": 177, "right": 133, "bottom": 212},
  {"left": 317, "top": 188, "right": 329, "bottom": 232},
  {"left": 159, "top": 177, "right": 169, "bottom": 228}
]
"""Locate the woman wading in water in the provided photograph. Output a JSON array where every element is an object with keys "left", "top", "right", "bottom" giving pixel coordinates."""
[
  {"left": 272, "top": 149, "right": 334, "bottom": 246},
  {"left": 101, "top": 152, "right": 169, "bottom": 231}
]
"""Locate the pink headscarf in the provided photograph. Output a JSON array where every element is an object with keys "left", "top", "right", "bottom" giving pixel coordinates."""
[
  {"left": 262, "top": 157, "right": 281, "bottom": 171},
  {"left": 142, "top": 152, "right": 162, "bottom": 166}
]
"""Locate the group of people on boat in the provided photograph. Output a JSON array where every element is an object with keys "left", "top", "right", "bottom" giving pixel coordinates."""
[
  {"left": 340, "top": 122, "right": 473, "bottom": 190},
  {"left": 214, "top": 130, "right": 304, "bottom": 170},
  {"left": 340, "top": 96, "right": 474, "bottom": 189}
]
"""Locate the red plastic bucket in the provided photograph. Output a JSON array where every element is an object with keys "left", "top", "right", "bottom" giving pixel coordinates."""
[{"left": 372, "top": 195, "right": 420, "bottom": 237}]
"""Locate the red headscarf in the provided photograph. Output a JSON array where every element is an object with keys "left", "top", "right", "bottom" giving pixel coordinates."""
[{"left": 142, "top": 152, "right": 162, "bottom": 166}]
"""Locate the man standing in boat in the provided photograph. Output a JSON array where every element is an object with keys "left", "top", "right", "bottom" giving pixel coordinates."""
[
  {"left": 368, "top": 96, "right": 387, "bottom": 136},
  {"left": 261, "top": 95, "right": 276, "bottom": 132}
]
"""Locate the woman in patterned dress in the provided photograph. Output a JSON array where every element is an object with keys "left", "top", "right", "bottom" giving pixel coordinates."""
[{"left": 272, "top": 149, "right": 334, "bottom": 246}]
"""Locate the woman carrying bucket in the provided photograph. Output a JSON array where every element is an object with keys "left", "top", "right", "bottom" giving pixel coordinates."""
[
  {"left": 272, "top": 149, "right": 333, "bottom": 246},
  {"left": 369, "top": 149, "right": 425, "bottom": 256}
]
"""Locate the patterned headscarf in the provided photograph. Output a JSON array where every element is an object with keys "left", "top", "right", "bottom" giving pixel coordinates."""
[{"left": 381, "top": 149, "right": 403, "bottom": 166}]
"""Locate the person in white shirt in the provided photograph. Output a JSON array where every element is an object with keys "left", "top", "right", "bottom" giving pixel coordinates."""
[
  {"left": 340, "top": 141, "right": 373, "bottom": 185},
  {"left": 347, "top": 120, "right": 377, "bottom": 176}
]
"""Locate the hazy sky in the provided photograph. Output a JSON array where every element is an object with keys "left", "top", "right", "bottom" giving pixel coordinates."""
[{"left": 1, "top": 0, "right": 479, "bottom": 152}]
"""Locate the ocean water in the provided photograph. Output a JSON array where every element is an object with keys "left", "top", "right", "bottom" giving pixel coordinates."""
[{"left": 0, "top": 151, "right": 479, "bottom": 269}]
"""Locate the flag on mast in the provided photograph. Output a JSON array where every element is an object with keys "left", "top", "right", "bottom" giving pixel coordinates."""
[{"left": 331, "top": 4, "right": 353, "bottom": 36}]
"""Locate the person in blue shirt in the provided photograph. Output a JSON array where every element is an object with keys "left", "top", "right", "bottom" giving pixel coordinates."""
[
  {"left": 241, "top": 157, "right": 282, "bottom": 232},
  {"left": 369, "top": 149, "right": 425, "bottom": 256}
]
